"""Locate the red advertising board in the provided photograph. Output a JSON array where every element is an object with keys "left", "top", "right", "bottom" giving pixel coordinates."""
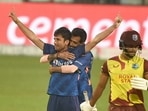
[{"left": 0, "top": 3, "right": 148, "bottom": 49}]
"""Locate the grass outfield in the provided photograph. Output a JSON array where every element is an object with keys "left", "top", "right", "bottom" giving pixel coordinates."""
[{"left": 0, "top": 55, "right": 148, "bottom": 111}]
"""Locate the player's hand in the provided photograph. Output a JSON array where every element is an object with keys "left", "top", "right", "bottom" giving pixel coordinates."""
[
  {"left": 80, "top": 101, "right": 97, "bottom": 111},
  {"left": 131, "top": 77, "right": 148, "bottom": 90},
  {"left": 49, "top": 66, "right": 54, "bottom": 74},
  {"left": 9, "top": 11, "right": 19, "bottom": 24},
  {"left": 113, "top": 14, "right": 122, "bottom": 28},
  {"left": 49, "top": 65, "right": 59, "bottom": 74}
]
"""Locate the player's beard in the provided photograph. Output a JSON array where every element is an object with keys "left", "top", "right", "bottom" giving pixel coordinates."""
[{"left": 123, "top": 50, "right": 136, "bottom": 59}]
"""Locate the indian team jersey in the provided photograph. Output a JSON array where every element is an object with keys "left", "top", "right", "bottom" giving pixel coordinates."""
[
  {"left": 43, "top": 43, "right": 85, "bottom": 96},
  {"left": 73, "top": 52, "right": 93, "bottom": 103},
  {"left": 102, "top": 54, "right": 148, "bottom": 106},
  {"left": 43, "top": 43, "right": 56, "bottom": 54}
]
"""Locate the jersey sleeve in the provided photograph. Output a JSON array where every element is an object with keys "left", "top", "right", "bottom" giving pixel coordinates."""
[
  {"left": 70, "top": 44, "right": 85, "bottom": 59},
  {"left": 43, "top": 43, "right": 56, "bottom": 54},
  {"left": 73, "top": 52, "right": 93, "bottom": 72}
]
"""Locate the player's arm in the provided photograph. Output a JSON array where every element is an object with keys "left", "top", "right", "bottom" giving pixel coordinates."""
[
  {"left": 80, "top": 73, "right": 108, "bottom": 111},
  {"left": 49, "top": 53, "right": 91, "bottom": 74},
  {"left": 85, "top": 15, "right": 122, "bottom": 52},
  {"left": 9, "top": 11, "right": 44, "bottom": 50},
  {"left": 80, "top": 61, "right": 109, "bottom": 111},
  {"left": 49, "top": 65, "right": 78, "bottom": 74},
  {"left": 40, "top": 54, "right": 58, "bottom": 63},
  {"left": 145, "top": 73, "right": 148, "bottom": 80},
  {"left": 144, "top": 60, "right": 148, "bottom": 80},
  {"left": 90, "top": 73, "right": 108, "bottom": 106},
  {"left": 40, "top": 51, "right": 75, "bottom": 63}
]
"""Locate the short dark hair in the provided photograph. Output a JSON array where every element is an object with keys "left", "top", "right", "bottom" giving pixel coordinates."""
[
  {"left": 54, "top": 27, "right": 71, "bottom": 41},
  {"left": 72, "top": 28, "right": 87, "bottom": 43}
]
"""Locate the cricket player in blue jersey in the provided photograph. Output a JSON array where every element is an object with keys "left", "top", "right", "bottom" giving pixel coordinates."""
[
  {"left": 42, "top": 28, "right": 96, "bottom": 111},
  {"left": 9, "top": 11, "right": 122, "bottom": 111},
  {"left": 41, "top": 27, "right": 94, "bottom": 104},
  {"left": 67, "top": 28, "right": 93, "bottom": 104},
  {"left": 42, "top": 29, "right": 85, "bottom": 111},
  {"left": 61, "top": 28, "right": 94, "bottom": 104}
]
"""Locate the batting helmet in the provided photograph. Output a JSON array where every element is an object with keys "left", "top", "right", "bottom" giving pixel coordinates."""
[{"left": 119, "top": 30, "right": 142, "bottom": 50}]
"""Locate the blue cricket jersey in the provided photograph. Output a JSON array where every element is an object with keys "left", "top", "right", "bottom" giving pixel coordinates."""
[
  {"left": 73, "top": 52, "right": 93, "bottom": 103},
  {"left": 43, "top": 43, "right": 85, "bottom": 96}
]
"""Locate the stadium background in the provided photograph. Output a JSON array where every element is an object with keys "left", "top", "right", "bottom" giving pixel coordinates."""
[{"left": 0, "top": 1, "right": 148, "bottom": 111}]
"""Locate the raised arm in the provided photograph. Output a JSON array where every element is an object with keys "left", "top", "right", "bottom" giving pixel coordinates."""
[
  {"left": 9, "top": 11, "right": 44, "bottom": 50},
  {"left": 85, "top": 15, "right": 122, "bottom": 52}
]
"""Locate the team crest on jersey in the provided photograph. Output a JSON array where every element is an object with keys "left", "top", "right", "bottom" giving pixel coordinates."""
[
  {"left": 132, "top": 34, "right": 138, "bottom": 41},
  {"left": 132, "top": 63, "right": 139, "bottom": 69}
]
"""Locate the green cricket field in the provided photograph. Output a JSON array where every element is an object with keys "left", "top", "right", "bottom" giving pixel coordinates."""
[{"left": 0, "top": 55, "right": 147, "bottom": 111}]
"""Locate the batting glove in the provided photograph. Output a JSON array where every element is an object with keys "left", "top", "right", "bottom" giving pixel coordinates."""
[
  {"left": 131, "top": 77, "right": 148, "bottom": 90},
  {"left": 80, "top": 101, "right": 97, "bottom": 111}
]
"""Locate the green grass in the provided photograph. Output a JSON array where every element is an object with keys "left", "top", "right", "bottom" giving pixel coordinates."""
[
  {"left": 0, "top": 55, "right": 49, "bottom": 111},
  {"left": 0, "top": 55, "right": 147, "bottom": 111}
]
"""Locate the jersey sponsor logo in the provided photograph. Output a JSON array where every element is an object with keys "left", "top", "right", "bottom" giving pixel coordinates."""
[
  {"left": 52, "top": 59, "right": 73, "bottom": 66},
  {"left": 118, "top": 74, "right": 136, "bottom": 83}
]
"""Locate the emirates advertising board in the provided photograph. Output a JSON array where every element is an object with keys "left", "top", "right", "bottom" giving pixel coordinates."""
[{"left": 0, "top": 3, "right": 148, "bottom": 58}]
